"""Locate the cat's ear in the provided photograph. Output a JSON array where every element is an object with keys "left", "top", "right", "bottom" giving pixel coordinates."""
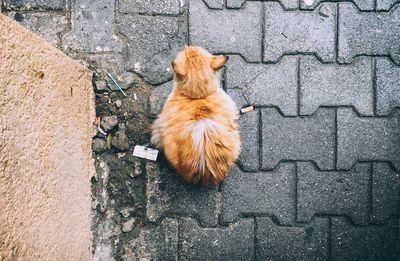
[
  {"left": 171, "top": 60, "right": 186, "bottom": 80},
  {"left": 210, "top": 55, "right": 229, "bottom": 71}
]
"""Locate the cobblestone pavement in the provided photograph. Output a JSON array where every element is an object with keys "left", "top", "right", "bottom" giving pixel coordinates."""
[{"left": 2, "top": 0, "right": 400, "bottom": 260}]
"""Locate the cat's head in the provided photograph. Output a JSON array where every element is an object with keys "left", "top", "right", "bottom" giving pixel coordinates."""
[{"left": 171, "top": 46, "right": 228, "bottom": 99}]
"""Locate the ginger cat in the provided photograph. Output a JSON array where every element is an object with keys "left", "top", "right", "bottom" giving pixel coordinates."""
[{"left": 151, "top": 46, "right": 241, "bottom": 187}]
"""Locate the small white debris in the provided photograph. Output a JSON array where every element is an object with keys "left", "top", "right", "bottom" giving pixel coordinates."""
[
  {"left": 120, "top": 208, "right": 131, "bottom": 218},
  {"left": 134, "top": 62, "right": 141, "bottom": 71},
  {"left": 240, "top": 106, "right": 254, "bottom": 114},
  {"left": 97, "top": 127, "right": 107, "bottom": 135},
  {"left": 133, "top": 145, "right": 158, "bottom": 161},
  {"left": 122, "top": 218, "right": 136, "bottom": 233},
  {"left": 304, "top": 0, "right": 314, "bottom": 6}
]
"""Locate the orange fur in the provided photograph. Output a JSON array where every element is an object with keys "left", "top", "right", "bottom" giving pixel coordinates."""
[{"left": 151, "top": 46, "right": 241, "bottom": 187}]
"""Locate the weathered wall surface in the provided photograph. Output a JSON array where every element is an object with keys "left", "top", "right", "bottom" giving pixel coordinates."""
[{"left": 0, "top": 14, "right": 95, "bottom": 260}]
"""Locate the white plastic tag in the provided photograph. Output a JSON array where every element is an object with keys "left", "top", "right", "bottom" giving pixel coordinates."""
[{"left": 133, "top": 145, "right": 158, "bottom": 161}]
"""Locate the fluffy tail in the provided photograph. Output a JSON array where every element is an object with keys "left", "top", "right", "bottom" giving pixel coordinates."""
[{"left": 177, "top": 122, "right": 238, "bottom": 187}]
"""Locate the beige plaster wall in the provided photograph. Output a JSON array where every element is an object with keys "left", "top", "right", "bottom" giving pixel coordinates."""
[{"left": 0, "top": 14, "right": 95, "bottom": 260}]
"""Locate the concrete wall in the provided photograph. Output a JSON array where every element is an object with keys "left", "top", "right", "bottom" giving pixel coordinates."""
[{"left": 0, "top": 14, "right": 95, "bottom": 260}]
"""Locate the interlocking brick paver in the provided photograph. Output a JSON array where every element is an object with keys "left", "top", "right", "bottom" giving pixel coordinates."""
[
  {"left": 256, "top": 217, "right": 329, "bottom": 260},
  {"left": 262, "top": 108, "right": 335, "bottom": 170},
  {"left": 372, "top": 163, "right": 400, "bottom": 223},
  {"left": 376, "top": 58, "right": 400, "bottom": 115},
  {"left": 149, "top": 81, "right": 174, "bottom": 117},
  {"left": 203, "top": 0, "right": 224, "bottom": 9},
  {"left": 119, "top": 0, "right": 182, "bottom": 14},
  {"left": 377, "top": 0, "right": 400, "bottom": 10},
  {"left": 190, "top": 0, "right": 262, "bottom": 62},
  {"left": 3, "top": 0, "right": 65, "bottom": 10},
  {"left": 62, "top": 0, "right": 122, "bottom": 53},
  {"left": 331, "top": 217, "right": 400, "bottom": 261},
  {"left": 276, "top": 0, "right": 299, "bottom": 9},
  {"left": 226, "top": 55, "right": 298, "bottom": 116},
  {"left": 117, "top": 14, "right": 185, "bottom": 85},
  {"left": 7, "top": 12, "right": 68, "bottom": 47},
  {"left": 300, "top": 56, "right": 373, "bottom": 116},
  {"left": 300, "top": 0, "right": 374, "bottom": 10},
  {"left": 221, "top": 164, "right": 295, "bottom": 225},
  {"left": 226, "top": 0, "right": 245, "bottom": 8},
  {"left": 122, "top": 218, "right": 178, "bottom": 260},
  {"left": 225, "top": 89, "right": 260, "bottom": 170},
  {"left": 337, "top": 108, "right": 400, "bottom": 171},
  {"left": 146, "top": 162, "right": 218, "bottom": 226},
  {"left": 236, "top": 109, "right": 259, "bottom": 171},
  {"left": 180, "top": 217, "right": 254, "bottom": 260},
  {"left": 87, "top": 53, "right": 138, "bottom": 91},
  {"left": 264, "top": 2, "right": 336, "bottom": 63},
  {"left": 297, "top": 162, "right": 370, "bottom": 225},
  {"left": 338, "top": 3, "right": 400, "bottom": 64},
  {"left": 239, "top": 0, "right": 299, "bottom": 10}
]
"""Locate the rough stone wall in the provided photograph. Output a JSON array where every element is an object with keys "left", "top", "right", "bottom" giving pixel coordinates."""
[{"left": 0, "top": 14, "right": 95, "bottom": 260}]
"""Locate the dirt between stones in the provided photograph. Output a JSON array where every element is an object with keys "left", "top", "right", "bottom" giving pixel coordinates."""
[{"left": 91, "top": 70, "right": 163, "bottom": 258}]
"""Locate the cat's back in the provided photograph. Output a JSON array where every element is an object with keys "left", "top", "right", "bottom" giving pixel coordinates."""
[
  {"left": 161, "top": 88, "right": 241, "bottom": 186},
  {"left": 163, "top": 88, "right": 238, "bottom": 125}
]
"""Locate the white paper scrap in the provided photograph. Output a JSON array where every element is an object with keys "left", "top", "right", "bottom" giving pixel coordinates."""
[{"left": 133, "top": 145, "right": 158, "bottom": 161}]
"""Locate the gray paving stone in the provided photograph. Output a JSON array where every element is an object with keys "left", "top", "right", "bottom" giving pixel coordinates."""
[
  {"left": 221, "top": 164, "right": 295, "bottom": 225},
  {"left": 297, "top": 162, "right": 371, "bottom": 225},
  {"left": 276, "top": 0, "right": 299, "bottom": 9},
  {"left": 338, "top": 3, "right": 400, "bottom": 64},
  {"left": 226, "top": 0, "right": 245, "bottom": 9},
  {"left": 300, "top": 56, "right": 373, "bottom": 116},
  {"left": 372, "top": 163, "right": 400, "bottom": 223},
  {"left": 203, "top": 0, "right": 224, "bottom": 9},
  {"left": 237, "top": 109, "right": 259, "bottom": 171},
  {"left": 376, "top": 58, "right": 400, "bottom": 115},
  {"left": 86, "top": 53, "right": 142, "bottom": 92},
  {"left": 337, "top": 108, "right": 400, "bottom": 171},
  {"left": 256, "top": 217, "right": 329, "bottom": 261},
  {"left": 6, "top": 12, "right": 68, "bottom": 48},
  {"left": 377, "top": 0, "right": 400, "bottom": 10},
  {"left": 119, "top": 0, "right": 182, "bottom": 14},
  {"left": 62, "top": 0, "right": 122, "bottom": 53},
  {"left": 180, "top": 217, "right": 254, "bottom": 260},
  {"left": 247, "top": 0, "right": 300, "bottom": 10},
  {"left": 331, "top": 217, "right": 400, "bottom": 261},
  {"left": 149, "top": 81, "right": 174, "bottom": 117},
  {"left": 226, "top": 89, "right": 248, "bottom": 110},
  {"left": 226, "top": 55, "right": 298, "bottom": 116},
  {"left": 146, "top": 162, "right": 218, "bottom": 226},
  {"left": 117, "top": 14, "right": 185, "bottom": 85},
  {"left": 262, "top": 108, "right": 335, "bottom": 170},
  {"left": 122, "top": 218, "right": 178, "bottom": 260},
  {"left": 264, "top": 2, "right": 336, "bottom": 63},
  {"left": 189, "top": 0, "right": 262, "bottom": 62},
  {"left": 300, "top": 0, "right": 374, "bottom": 10},
  {"left": 3, "top": 0, "right": 65, "bottom": 10}
]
